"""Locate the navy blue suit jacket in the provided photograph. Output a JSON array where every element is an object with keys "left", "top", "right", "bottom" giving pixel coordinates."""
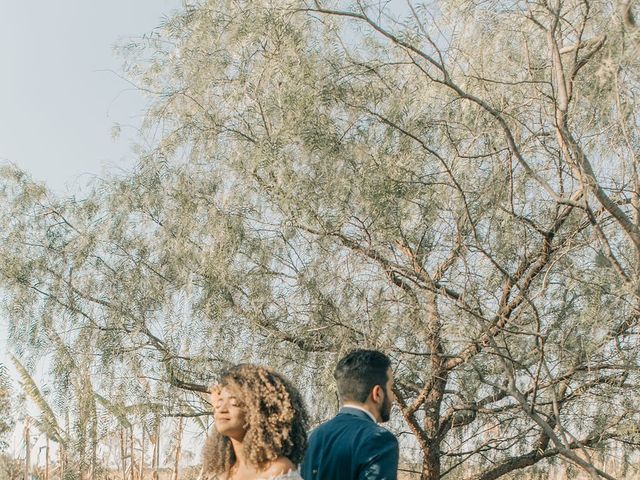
[{"left": 301, "top": 407, "right": 399, "bottom": 480}]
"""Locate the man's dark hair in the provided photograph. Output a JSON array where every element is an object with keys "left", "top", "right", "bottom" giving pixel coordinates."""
[{"left": 334, "top": 349, "right": 391, "bottom": 403}]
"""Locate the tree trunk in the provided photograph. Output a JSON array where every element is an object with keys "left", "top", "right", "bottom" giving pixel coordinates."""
[
  {"left": 45, "top": 436, "right": 49, "bottom": 480},
  {"left": 64, "top": 408, "right": 70, "bottom": 480},
  {"left": 24, "top": 417, "right": 30, "bottom": 480},
  {"left": 58, "top": 444, "right": 66, "bottom": 480},
  {"left": 91, "top": 402, "right": 98, "bottom": 480},
  {"left": 151, "top": 419, "right": 161, "bottom": 480},
  {"left": 172, "top": 417, "right": 184, "bottom": 480},
  {"left": 421, "top": 442, "right": 441, "bottom": 480},
  {"left": 130, "top": 427, "right": 135, "bottom": 480},
  {"left": 420, "top": 293, "right": 447, "bottom": 480},
  {"left": 120, "top": 427, "right": 127, "bottom": 480},
  {"left": 139, "top": 426, "right": 145, "bottom": 480}
]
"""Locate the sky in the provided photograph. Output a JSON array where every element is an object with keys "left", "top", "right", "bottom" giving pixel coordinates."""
[
  {"left": 0, "top": 0, "right": 183, "bottom": 434},
  {"left": 0, "top": 0, "right": 182, "bottom": 194}
]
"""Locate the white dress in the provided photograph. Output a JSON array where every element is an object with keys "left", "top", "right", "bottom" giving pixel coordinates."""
[
  {"left": 210, "top": 472, "right": 302, "bottom": 480},
  {"left": 265, "top": 473, "right": 302, "bottom": 480}
]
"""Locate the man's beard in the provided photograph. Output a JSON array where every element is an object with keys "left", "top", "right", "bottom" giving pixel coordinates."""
[{"left": 379, "top": 388, "right": 392, "bottom": 422}]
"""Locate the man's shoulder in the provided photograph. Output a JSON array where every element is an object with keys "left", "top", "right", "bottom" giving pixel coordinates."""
[
  {"left": 358, "top": 420, "right": 397, "bottom": 444},
  {"left": 367, "top": 424, "right": 398, "bottom": 446},
  {"left": 309, "top": 413, "right": 397, "bottom": 444},
  {"left": 311, "top": 410, "right": 370, "bottom": 429},
  {"left": 308, "top": 414, "right": 342, "bottom": 437}
]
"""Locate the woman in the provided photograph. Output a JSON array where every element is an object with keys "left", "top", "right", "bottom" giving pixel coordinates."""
[{"left": 202, "top": 364, "right": 308, "bottom": 479}]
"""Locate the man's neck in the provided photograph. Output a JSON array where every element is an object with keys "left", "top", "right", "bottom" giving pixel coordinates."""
[{"left": 342, "top": 402, "right": 379, "bottom": 423}]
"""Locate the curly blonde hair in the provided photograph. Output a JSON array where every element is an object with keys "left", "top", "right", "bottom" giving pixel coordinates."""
[{"left": 201, "top": 364, "right": 308, "bottom": 476}]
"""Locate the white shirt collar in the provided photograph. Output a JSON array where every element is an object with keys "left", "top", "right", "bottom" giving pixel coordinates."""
[{"left": 341, "top": 403, "right": 377, "bottom": 423}]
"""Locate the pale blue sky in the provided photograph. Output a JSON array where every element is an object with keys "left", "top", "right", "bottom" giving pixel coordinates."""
[
  {"left": 0, "top": 0, "right": 182, "bottom": 396},
  {"left": 0, "top": 0, "right": 182, "bottom": 193}
]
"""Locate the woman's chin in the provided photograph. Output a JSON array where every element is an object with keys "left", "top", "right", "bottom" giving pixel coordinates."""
[{"left": 216, "top": 427, "right": 246, "bottom": 441}]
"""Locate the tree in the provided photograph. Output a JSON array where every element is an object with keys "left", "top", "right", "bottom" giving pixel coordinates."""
[
  {"left": 2, "top": 0, "right": 640, "bottom": 479},
  {"left": 0, "top": 363, "right": 15, "bottom": 452}
]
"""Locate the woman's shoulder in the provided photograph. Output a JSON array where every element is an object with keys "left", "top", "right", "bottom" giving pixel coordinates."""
[
  {"left": 261, "top": 457, "right": 301, "bottom": 479},
  {"left": 202, "top": 458, "right": 301, "bottom": 480},
  {"left": 268, "top": 473, "right": 302, "bottom": 480}
]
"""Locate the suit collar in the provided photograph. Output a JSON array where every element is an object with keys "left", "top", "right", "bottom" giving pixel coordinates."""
[{"left": 339, "top": 405, "right": 377, "bottom": 423}]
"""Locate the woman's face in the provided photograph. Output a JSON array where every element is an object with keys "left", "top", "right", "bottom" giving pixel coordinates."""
[{"left": 212, "top": 385, "right": 247, "bottom": 440}]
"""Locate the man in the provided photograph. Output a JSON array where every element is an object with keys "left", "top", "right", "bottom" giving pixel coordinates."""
[{"left": 301, "top": 349, "right": 399, "bottom": 480}]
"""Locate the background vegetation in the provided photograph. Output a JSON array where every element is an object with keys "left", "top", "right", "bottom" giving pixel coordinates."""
[{"left": 1, "top": 1, "right": 640, "bottom": 479}]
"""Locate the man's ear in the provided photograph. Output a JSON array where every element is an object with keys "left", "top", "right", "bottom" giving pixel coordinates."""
[{"left": 371, "top": 384, "right": 384, "bottom": 403}]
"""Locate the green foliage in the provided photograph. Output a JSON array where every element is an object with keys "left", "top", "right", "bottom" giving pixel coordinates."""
[
  {"left": 0, "top": 453, "right": 21, "bottom": 480},
  {"left": 0, "top": 364, "right": 14, "bottom": 452}
]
